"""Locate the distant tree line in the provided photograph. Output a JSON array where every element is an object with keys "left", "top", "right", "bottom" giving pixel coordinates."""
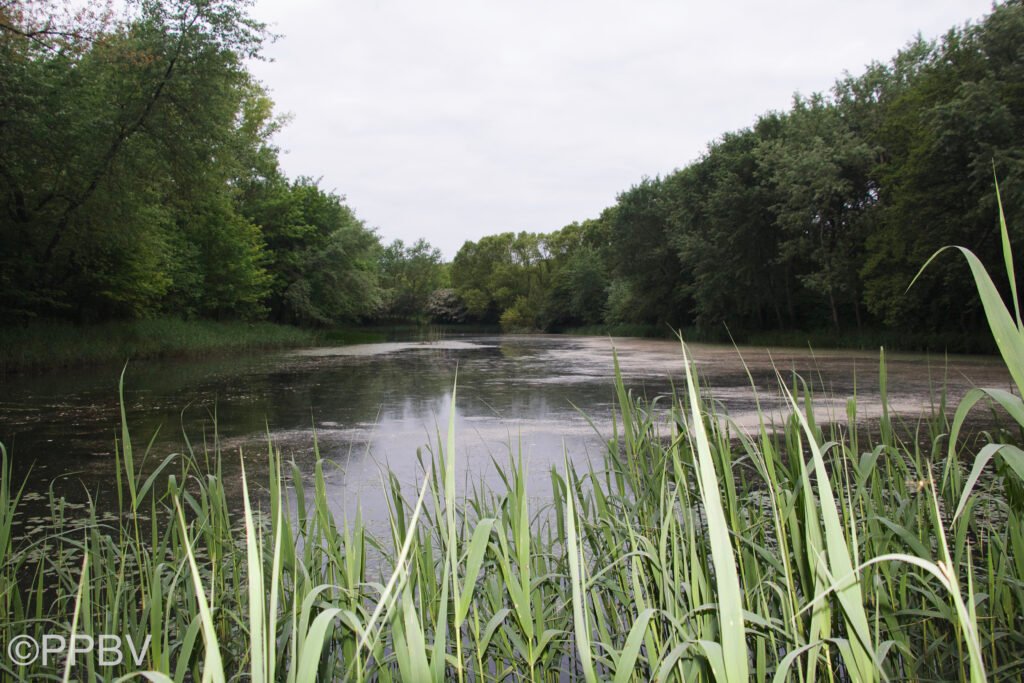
[
  {"left": 450, "top": 1, "right": 1024, "bottom": 346},
  {"left": 3, "top": 1, "right": 1022, "bottom": 347},
  {"left": 0, "top": 0, "right": 446, "bottom": 326}
]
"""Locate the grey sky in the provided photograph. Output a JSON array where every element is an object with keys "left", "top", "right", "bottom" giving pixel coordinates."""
[{"left": 248, "top": 0, "right": 995, "bottom": 258}]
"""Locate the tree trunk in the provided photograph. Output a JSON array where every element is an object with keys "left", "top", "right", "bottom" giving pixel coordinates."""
[{"left": 828, "top": 289, "right": 840, "bottom": 333}]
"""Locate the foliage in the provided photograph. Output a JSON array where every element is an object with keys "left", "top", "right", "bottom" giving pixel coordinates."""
[
  {"left": 0, "top": 0, "right": 269, "bottom": 320},
  {"left": 450, "top": 231, "right": 548, "bottom": 323},
  {"left": 0, "top": 0, "right": 384, "bottom": 328},
  {"left": 920, "top": 183, "right": 1024, "bottom": 598},
  {"left": 758, "top": 96, "right": 877, "bottom": 332},
  {"left": 859, "top": 8, "right": 1024, "bottom": 330},
  {"left": 670, "top": 118, "right": 789, "bottom": 332},
  {"left": 241, "top": 174, "right": 383, "bottom": 325},
  {"left": 540, "top": 221, "right": 610, "bottom": 328},
  {"left": 425, "top": 288, "right": 467, "bottom": 324},
  {"left": 448, "top": 1, "right": 1024, "bottom": 349},
  {"left": 608, "top": 177, "right": 692, "bottom": 326},
  {"left": 378, "top": 239, "right": 446, "bottom": 322},
  {"left": 4, "top": 0, "right": 1024, "bottom": 347},
  {"left": 498, "top": 296, "right": 536, "bottom": 332}
]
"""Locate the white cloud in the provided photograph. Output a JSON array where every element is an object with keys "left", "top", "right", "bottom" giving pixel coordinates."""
[{"left": 249, "top": 0, "right": 995, "bottom": 257}]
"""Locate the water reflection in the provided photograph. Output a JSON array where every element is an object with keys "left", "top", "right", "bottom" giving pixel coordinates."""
[{"left": 0, "top": 335, "right": 1012, "bottom": 528}]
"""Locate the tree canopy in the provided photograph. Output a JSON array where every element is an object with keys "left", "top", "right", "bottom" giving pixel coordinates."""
[
  {"left": 3, "top": 0, "right": 1022, "bottom": 351},
  {"left": 0, "top": 0, "right": 428, "bottom": 326},
  {"left": 444, "top": 1, "right": 1024, "bottom": 350}
]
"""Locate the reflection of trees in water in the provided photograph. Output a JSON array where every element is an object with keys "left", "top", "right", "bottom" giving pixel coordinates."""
[{"left": 267, "top": 351, "right": 464, "bottom": 425}]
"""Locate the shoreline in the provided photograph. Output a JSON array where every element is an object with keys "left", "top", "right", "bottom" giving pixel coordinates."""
[
  {"left": 0, "top": 319, "right": 316, "bottom": 377},
  {"left": 0, "top": 320, "right": 506, "bottom": 376},
  {"left": 0, "top": 318, "right": 998, "bottom": 377}
]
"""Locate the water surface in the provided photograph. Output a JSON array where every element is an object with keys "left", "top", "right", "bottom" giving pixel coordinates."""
[{"left": 0, "top": 335, "right": 1012, "bottom": 527}]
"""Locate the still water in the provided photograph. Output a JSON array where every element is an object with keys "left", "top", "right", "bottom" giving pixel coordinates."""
[{"left": 0, "top": 334, "right": 1013, "bottom": 527}]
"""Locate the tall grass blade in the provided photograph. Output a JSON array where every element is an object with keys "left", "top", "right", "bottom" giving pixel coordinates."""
[
  {"left": 777, "top": 375, "right": 876, "bottom": 682},
  {"left": 62, "top": 551, "right": 89, "bottom": 683},
  {"left": 680, "top": 340, "right": 749, "bottom": 682},
  {"left": 173, "top": 498, "right": 226, "bottom": 683},
  {"left": 565, "top": 457, "right": 598, "bottom": 683},
  {"left": 953, "top": 442, "right": 1024, "bottom": 522}
]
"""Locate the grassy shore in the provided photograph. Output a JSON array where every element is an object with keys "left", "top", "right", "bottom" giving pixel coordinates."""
[
  {"left": 0, "top": 320, "right": 509, "bottom": 375},
  {"left": 0, "top": 319, "right": 316, "bottom": 374}
]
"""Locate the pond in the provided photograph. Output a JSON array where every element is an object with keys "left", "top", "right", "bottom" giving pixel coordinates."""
[{"left": 0, "top": 334, "right": 1012, "bottom": 529}]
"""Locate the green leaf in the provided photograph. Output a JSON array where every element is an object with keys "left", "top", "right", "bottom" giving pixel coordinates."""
[
  {"left": 613, "top": 608, "right": 656, "bottom": 683},
  {"left": 953, "top": 442, "right": 1024, "bottom": 523},
  {"left": 457, "top": 518, "right": 496, "bottom": 625},
  {"left": 680, "top": 341, "right": 749, "bottom": 682},
  {"left": 295, "top": 608, "right": 343, "bottom": 682},
  {"left": 565, "top": 457, "right": 598, "bottom": 683}
]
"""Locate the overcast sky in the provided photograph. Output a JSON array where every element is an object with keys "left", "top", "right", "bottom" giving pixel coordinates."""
[{"left": 248, "top": 0, "right": 996, "bottom": 258}]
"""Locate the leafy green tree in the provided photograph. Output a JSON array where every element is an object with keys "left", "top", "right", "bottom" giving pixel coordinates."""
[
  {"left": 378, "top": 238, "right": 445, "bottom": 322},
  {"left": 860, "top": 2, "right": 1024, "bottom": 332},
  {"left": 607, "top": 177, "right": 692, "bottom": 326},
  {"left": 283, "top": 218, "right": 381, "bottom": 325},
  {"left": 0, "top": 0, "right": 273, "bottom": 321},
  {"left": 451, "top": 231, "right": 546, "bottom": 323},
  {"left": 758, "top": 96, "right": 876, "bottom": 332},
  {"left": 240, "top": 175, "right": 382, "bottom": 325},
  {"left": 669, "top": 117, "right": 791, "bottom": 334},
  {"left": 540, "top": 220, "right": 609, "bottom": 328}
]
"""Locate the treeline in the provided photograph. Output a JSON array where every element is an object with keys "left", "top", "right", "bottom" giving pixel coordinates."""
[
  {"left": 450, "top": 1, "right": 1024, "bottom": 347},
  {"left": 4, "top": 1, "right": 1023, "bottom": 349},
  {"left": 0, "top": 0, "right": 447, "bottom": 327}
]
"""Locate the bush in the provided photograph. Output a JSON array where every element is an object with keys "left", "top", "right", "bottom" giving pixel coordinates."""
[{"left": 426, "top": 288, "right": 467, "bottom": 323}]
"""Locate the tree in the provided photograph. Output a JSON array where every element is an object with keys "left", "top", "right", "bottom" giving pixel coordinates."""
[
  {"left": 378, "top": 238, "right": 445, "bottom": 322},
  {"left": 669, "top": 117, "right": 790, "bottom": 334},
  {"left": 860, "top": 3, "right": 1024, "bottom": 332},
  {"left": 240, "top": 175, "right": 383, "bottom": 325},
  {"left": 426, "top": 288, "right": 466, "bottom": 323},
  {"left": 539, "top": 220, "right": 609, "bottom": 328},
  {"left": 607, "top": 177, "right": 692, "bottom": 326},
  {"left": 0, "top": 0, "right": 273, "bottom": 321},
  {"left": 451, "top": 231, "right": 546, "bottom": 323},
  {"left": 758, "top": 96, "right": 876, "bottom": 332}
]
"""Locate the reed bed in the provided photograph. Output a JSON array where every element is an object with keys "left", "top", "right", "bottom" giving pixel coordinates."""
[{"left": 1, "top": 196, "right": 1023, "bottom": 681}]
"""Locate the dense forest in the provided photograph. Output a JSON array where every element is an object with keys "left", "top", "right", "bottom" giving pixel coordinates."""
[
  {"left": 0, "top": 0, "right": 445, "bottom": 327},
  {"left": 2, "top": 0, "right": 1022, "bottom": 350},
  {"left": 450, "top": 1, "right": 1024, "bottom": 348}
]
